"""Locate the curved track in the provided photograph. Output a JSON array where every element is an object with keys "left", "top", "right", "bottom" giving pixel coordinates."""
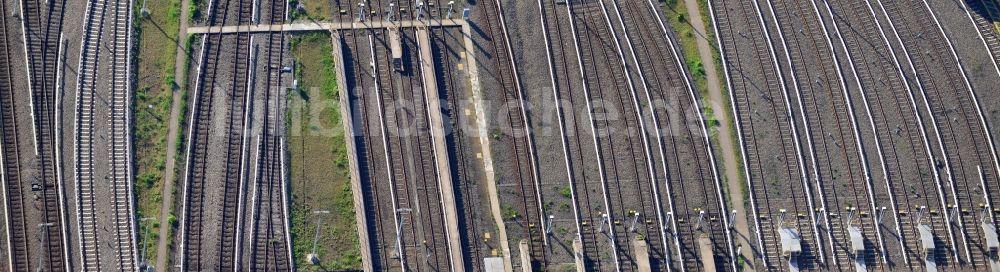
[
  {"left": 762, "top": 0, "right": 884, "bottom": 269},
  {"left": 709, "top": 0, "right": 822, "bottom": 269},
  {"left": 74, "top": 0, "right": 139, "bottom": 267},
  {"left": 876, "top": 0, "right": 1000, "bottom": 268}
]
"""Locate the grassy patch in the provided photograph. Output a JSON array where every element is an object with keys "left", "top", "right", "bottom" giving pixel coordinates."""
[
  {"left": 289, "top": 0, "right": 331, "bottom": 21},
  {"left": 659, "top": 0, "right": 747, "bottom": 206},
  {"left": 134, "top": 0, "right": 183, "bottom": 262},
  {"left": 660, "top": 0, "right": 707, "bottom": 91},
  {"left": 288, "top": 32, "right": 361, "bottom": 271}
]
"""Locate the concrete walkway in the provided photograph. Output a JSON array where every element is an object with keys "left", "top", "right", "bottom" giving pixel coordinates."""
[
  {"left": 679, "top": 0, "right": 755, "bottom": 270},
  {"left": 460, "top": 22, "right": 513, "bottom": 272},
  {"left": 154, "top": 0, "right": 193, "bottom": 268},
  {"left": 330, "top": 31, "right": 375, "bottom": 272}
]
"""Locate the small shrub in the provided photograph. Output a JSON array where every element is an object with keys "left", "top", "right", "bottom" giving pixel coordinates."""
[{"left": 559, "top": 187, "right": 572, "bottom": 198}]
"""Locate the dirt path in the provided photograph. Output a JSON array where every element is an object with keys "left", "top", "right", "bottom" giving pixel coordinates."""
[
  {"left": 680, "top": 0, "right": 755, "bottom": 269},
  {"left": 154, "top": 0, "right": 192, "bottom": 269}
]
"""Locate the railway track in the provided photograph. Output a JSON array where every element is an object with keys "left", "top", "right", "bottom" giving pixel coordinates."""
[
  {"left": 337, "top": 2, "right": 459, "bottom": 266},
  {"left": 334, "top": 6, "right": 419, "bottom": 269},
  {"left": 876, "top": 0, "right": 1000, "bottom": 268},
  {"left": 180, "top": 0, "right": 254, "bottom": 267},
  {"left": 427, "top": 21, "right": 491, "bottom": 270},
  {"left": 19, "top": 0, "right": 71, "bottom": 268},
  {"left": 709, "top": 0, "right": 824, "bottom": 269},
  {"left": 762, "top": 0, "right": 885, "bottom": 269},
  {"left": 474, "top": 0, "right": 548, "bottom": 269},
  {"left": 339, "top": 27, "right": 398, "bottom": 271},
  {"left": 562, "top": 1, "right": 625, "bottom": 270},
  {"left": 820, "top": 0, "right": 926, "bottom": 267},
  {"left": 247, "top": 0, "right": 292, "bottom": 268},
  {"left": 391, "top": 26, "right": 455, "bottom": 271},
  {"left": 75, "top": 0, "right": 139, "bottom": 267},
  {"left": 564, "top": 0, "right": 673, "bottom": 270},
  {"left": 369, "top": 28, "right": 423, "bottom": 271},
  {"left": 821, "top": 0, "right": 988, "bottom": 269},
  {"left": 248, "top": 136, "right": 293, "bottom": 271},
  {"left": 0, "top": 0, "right": 30, "bottom": 269},
  {"left": 536, "top": 0, "right": 604, "bottom": 269},
  {"left": 962, "top": 0, "right": 1000, "bottom": 76},
  {"left": 608, "top": 0, "right": 736, "bottom": 270}
]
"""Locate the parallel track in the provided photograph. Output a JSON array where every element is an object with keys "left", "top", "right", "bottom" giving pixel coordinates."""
[
  {"left": 180, "top": 0, "right": 254, "bottom": 267},
  {"left": 537, "top": 0, "right": 604, "bottom": 269},
  {"left": 75, "top": 0, "right": 139, "bottom": 267},
  {"left": 565, "top": 0, "right": 668, "bottom": 270},
  {"left": 249, "top": 136, "right": 293, "bottom": 271},
  {"left": 962, "top": 0, "right": 1000, "bottom": 76},
  {"left": 339, "top": 27, "right": 397, "bottom": 271},
  {"left": 337, "top": 2, "right": 458, "bottom": 267},
  {"left": 0, "top": 0, "right": 30, "bottom": 268},
  {"left": 763, "top": 0, "right": 883, "bottom": 268},
  {"left": 476, "top": 0, "right": 548, "bottom": 269},
  {"left": 247, "top": 0, "right": 292, "bottom": 269},
  {"left": 877, "top": 0, "right": 1000, "bottom": 267},
  {"left": 428, "top": 22, "right": 490, "bottom": 270},
  {"left": 709, "top": 0, "right": 822, "bottom": 269},
  {"left": 821, "top": 1, "right": 955, "bottom": 268},
  {"left": 609, "top": 0, "right": 737, "bottom": 270},
  {"left": 384, "top": 26, "right": 453, "bottom": 271}
]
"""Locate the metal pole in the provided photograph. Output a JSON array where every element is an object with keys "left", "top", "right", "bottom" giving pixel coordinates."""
[
  {"left": 36, "top": 223, "right": 54, "bottom": 272},
  {"left": 416, "top": 1, "right": 424, "bottom": 20},
  {"left": 629, "top": 212, "right": 640, "bottom": 232},
  {"left": 311, "top": 210, "right": 330, "bottom": 255},
  {"left": 446, "top": 1, "right": 454, "bottom": 19},
  {"left": 387, "top": 3, "right": 395, "bottom": 22},
  {"left": 395, "top": 208, "right": 412, "bottom": 259},
  {"left": 984, "top": 206, "right": 992, "bottom": 224},
  {"left": 545, "top": 215, "right": 554, "bottom": 234},
  {"left": 357, "top": 3, "right": 366, "bottom": 21},
  {"left": 140, "top": 0, "right": 150, "bottom": 17},
  {"left": 663, "top": 212, "right": 673, "bottom": 232},
  {"left": 778, "top": 209, "right": 787, "bottom": 229},
  {"left": 949, "top": 206, "right": 958, "bottom": 224},
  {"left": 139, "top": 217, "right": 156, "bottom": 268},
  {"left": 877, "top": 207, "right": 887, "bottom": 225},
  {"left": 695, "top": 210, "right": 705, "bottom": 230},
  {"left": 815, "top": 208, "right": 825, "bottom": 225},
  {"left": 916, "top": 206, "right": 927, "bottom": 226},
  {"left": 598, "top": 214, "right": 609, "bottom": 233},
  {"left": 730, "top": 210, "right": 737, "bottom": 229},
  {"left": 846, "top": 208, "right": 856, "bottom": 226}
]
